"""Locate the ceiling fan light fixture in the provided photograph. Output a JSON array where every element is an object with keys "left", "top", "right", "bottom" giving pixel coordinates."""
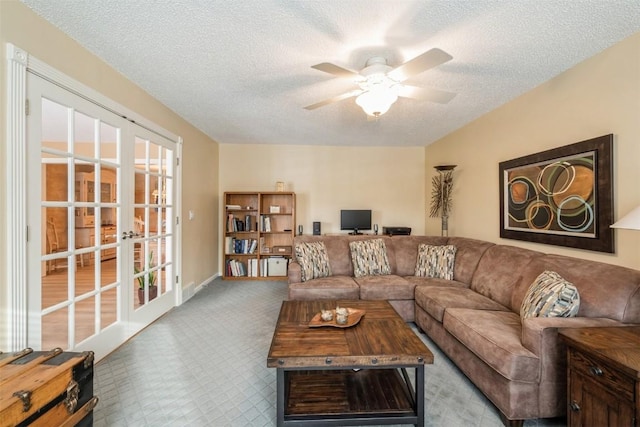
[
  {"left": 305, "top": 49, "right": 455, "bottom": 115},
  {"left": 355, "top": 85, "right": 398, "bottom": 117}
]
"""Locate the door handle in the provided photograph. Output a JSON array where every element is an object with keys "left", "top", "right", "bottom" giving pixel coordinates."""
[{"left": 122, "top": 231, "right": 143, "bottom": 240}]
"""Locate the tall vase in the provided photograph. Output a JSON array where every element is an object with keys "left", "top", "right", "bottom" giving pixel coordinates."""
[{"left": 441, "top": 215, "right": 449, "bottom": 237}]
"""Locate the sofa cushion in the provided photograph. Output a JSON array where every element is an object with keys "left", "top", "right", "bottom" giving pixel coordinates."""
[
  {"left": 404, "top": 276, "right": 469, "bottom": 289},
  {"left": 390, "top": 236, "right": 449, "bottom": 276},
  {"left": 349, "top": 238, "right": 391, "bottom": 278},
  {"left": 470, "top": 245, "right": 543, "bottom": 309},
  {"left": 288, "top": 276, "right": 360, "bottom": 300},
  {"left": 511, "top": 254, "right": 640, "bottom": 323},
  {"left": 415, "top": 286, "right": 510, "bottom": 322},
  {"left": 415, "top": 244, "right": 457, "bottom": 279},
  {"left": 388, "top": 300, "right": 415, "bottom": 322},
  {"left": 293, "top": 236, "right": 355, "bottom": 276},
  {"left": 444, "top": 308, "right": 540, "bottom": 382},
  {"left": 295, "top": 241, "right": 332, "bottom": 282},
  {"left": 445, "top": 237, "right": 495, "bottom": 283},
  {"left": 520, "top": 270, "right": 580, "bottom": 320},
  {"left": 357, "top": 275, "right": 414, "bottom": 300}
]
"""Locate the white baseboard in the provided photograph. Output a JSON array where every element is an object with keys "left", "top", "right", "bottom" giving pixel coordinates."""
[
  {"left": 195, "top": 273, "right": 219, "bottom": 293},
  {"left": 181, "top": 273, "right": 220, "bottom": 303}
]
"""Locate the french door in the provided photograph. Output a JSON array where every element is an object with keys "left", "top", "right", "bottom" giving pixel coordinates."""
[
  {"left": 128, "top": 128, "right": 176, "bottom": 326},
  {"left": 26, "top": 72, "right": 177, "bottom": 360}
]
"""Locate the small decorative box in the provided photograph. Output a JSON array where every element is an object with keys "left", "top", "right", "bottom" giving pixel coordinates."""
[{"left": 273, "top": 245, "right": 292, "bottom": 254}]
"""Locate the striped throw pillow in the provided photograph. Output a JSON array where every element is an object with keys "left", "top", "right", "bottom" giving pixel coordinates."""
[
  {"left": 415, "top": 244, "right": 457, "bottom": 280},
  {"left": 349, "top": 239, "right": 391, "bottom": 278},
  {"left": 520, "top": 271, "right": 580, "bottom": 320},
  {"left": 295, "top": 241, "right": 331, "bottom": 282}
]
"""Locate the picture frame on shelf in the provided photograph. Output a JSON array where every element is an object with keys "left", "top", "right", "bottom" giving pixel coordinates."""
[{"left": 498, "top": 134, "right": 614, "bottom": 253}]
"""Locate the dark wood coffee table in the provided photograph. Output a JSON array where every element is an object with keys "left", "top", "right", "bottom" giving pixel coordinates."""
[{"left": 267, "top": 300, "right": 433, "bottom": 426}]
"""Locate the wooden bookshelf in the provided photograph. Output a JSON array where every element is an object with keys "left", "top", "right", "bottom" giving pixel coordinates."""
[{"left": 223, "top": 191, "right": 295, "bottom": 280}]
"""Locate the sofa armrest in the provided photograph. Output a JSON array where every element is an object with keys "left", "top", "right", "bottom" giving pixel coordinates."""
[
  {"left": 521, "top": 317, "right": 624, "bottom": 380},
  {"left": 522, "top": 316, "right": 623, "bottom": 356},
  {"left": 288, "top": 261, "right": 302, "bottom": 284}
]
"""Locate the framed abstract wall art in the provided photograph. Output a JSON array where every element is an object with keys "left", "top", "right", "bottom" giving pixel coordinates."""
[{"left": 499, "top": 134, "right": 614, "bottom": 253}]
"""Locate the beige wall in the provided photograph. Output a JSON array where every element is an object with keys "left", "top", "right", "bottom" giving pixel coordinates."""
[
  {"left": 425, "top": 32, "right": 640, "bottom": 269},
  {"left": 220, "top": 144, "right": 426, "bottom": 238},
  {"left": 0, "top": 0, "right": 220, "bottom": 340}
]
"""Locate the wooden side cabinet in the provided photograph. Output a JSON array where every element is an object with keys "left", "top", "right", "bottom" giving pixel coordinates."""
[{"left": 559, "top": 326, "right": 640, "bottom": 427}]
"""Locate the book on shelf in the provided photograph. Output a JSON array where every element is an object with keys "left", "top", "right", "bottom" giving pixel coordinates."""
[
  {"left": 226, "top": 259, "right": 247, "bottom": 277},
  {"left": 225, "top": 236, "right": 234, "bottom": 254},
  {"left": 260, "top": 215, "right": 271, "bottom": 232},
  {"left": 227, "top": 214, "right": 252, "bottom": 232},
  {"left": 260, "top": 258, "right": 268, "bottom": 277},
  {"left": 248, "top": 258, "right": 258, "bottom": 277},
  {"left": 229, "top": 238, "right": 257, "bottom": 254},
  {"left": 226, "top": 204, "right": 241, "bottom": 210},
  {"left": 227, "top": 213, "right": 234, "bottom": 232}
]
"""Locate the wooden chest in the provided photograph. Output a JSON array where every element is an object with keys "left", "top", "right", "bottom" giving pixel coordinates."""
[{"left": 0, "top": 348, "right": 98, "bottom": 427}]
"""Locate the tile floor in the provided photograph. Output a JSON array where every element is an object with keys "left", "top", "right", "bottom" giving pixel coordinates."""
[{"left": 93, "top": 278, "right": 566, "bottom": 427}]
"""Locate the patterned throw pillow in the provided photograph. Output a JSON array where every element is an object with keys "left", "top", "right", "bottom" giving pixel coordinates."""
[
  {"left": 294, "top": 241, "right": 331, "bottom": 282},
  {"left": 520, "top": 271, "right": 580, "bottom": 320},
  {"left": 349, "top": 239, "right": 391, "bottom": 278},
  {"left": 415, "top": 244, "right": 457, "bottom": 280}
]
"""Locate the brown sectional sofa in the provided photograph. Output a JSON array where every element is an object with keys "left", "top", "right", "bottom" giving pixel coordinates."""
[{"left": 287, "top": 234, "right": 640, "bottom": 426}]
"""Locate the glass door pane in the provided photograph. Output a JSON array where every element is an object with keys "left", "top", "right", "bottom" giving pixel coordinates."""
[
  {"left": 38, "top": 94, "right": 122, "bottom": 351},
  {"left": 131, "top": 136, "right": 174, "bottom": 309}
]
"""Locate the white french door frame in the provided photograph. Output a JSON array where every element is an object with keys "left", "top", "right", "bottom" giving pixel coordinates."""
[
  {"left": 26, "top": 76, "right": 129, "bottom": 359},
  {"left": 4, "top": 43, "right": 183, "bottom": 354}
]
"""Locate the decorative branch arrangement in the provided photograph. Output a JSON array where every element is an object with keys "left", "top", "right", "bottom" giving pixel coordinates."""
[
  {"left": 429, "top": 170, "right": 454, "bottom": 217},
  {"left": 430, "top": 165, "right": 456, "bottom": 236}
]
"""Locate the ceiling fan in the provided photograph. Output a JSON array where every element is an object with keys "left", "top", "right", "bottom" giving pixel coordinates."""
[{"left": 304, "top": 48, "right": 456, "bottom": 117}]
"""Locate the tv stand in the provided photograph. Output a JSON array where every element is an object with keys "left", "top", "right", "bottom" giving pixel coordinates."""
[{"left": 348, "top": 230, "right": 363, "bottom": 235}]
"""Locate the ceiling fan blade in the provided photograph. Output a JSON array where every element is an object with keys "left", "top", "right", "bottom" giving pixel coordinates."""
[
  {"left": 397, "top": 85, "right": 456, "bottom": 104},
  {"left": 311, "top": 62, "right": 361, "bottom": 78},
  {"left": 304, "top": 90, "right": 363, "bottom": 110},
  {"left": 387, "top": 48, "right": 453, "bottom": 82}
]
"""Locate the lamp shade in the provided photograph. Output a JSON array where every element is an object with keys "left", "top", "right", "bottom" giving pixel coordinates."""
[
  {"left": 610, "top": 205, "right": 640, "bottom": 230},
  {"left": 355, "top": 85, "right": 398, "bottom": 117}
]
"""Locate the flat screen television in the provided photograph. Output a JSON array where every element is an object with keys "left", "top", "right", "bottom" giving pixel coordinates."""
[{"left": 340, "top": 209, "right": 372, "bottom": 235}]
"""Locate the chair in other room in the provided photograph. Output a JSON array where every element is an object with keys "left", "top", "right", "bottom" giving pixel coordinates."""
[{"left": 46, "top": 220, "right": 83, "bottom": 273}]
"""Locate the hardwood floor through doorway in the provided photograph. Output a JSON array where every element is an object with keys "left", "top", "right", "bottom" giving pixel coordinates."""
[{"left": 41, "top": 259, "right": 120, "bottom": 350}]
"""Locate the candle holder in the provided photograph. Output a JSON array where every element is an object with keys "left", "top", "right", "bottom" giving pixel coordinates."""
[
  {"left": 321, "top": 310, "right": 333, "bottom": 321},
  {"left": 336, "top": 313, "right": 348, "bottom": 325}
]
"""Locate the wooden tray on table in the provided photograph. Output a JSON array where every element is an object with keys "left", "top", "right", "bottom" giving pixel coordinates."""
[{"left": 308, "top": 308, "right": 365, "bottom": 328}]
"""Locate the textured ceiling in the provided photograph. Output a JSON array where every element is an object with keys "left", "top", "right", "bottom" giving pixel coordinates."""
[{"left": 21, "top": 0, "right": 640, "bottom": 147}]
